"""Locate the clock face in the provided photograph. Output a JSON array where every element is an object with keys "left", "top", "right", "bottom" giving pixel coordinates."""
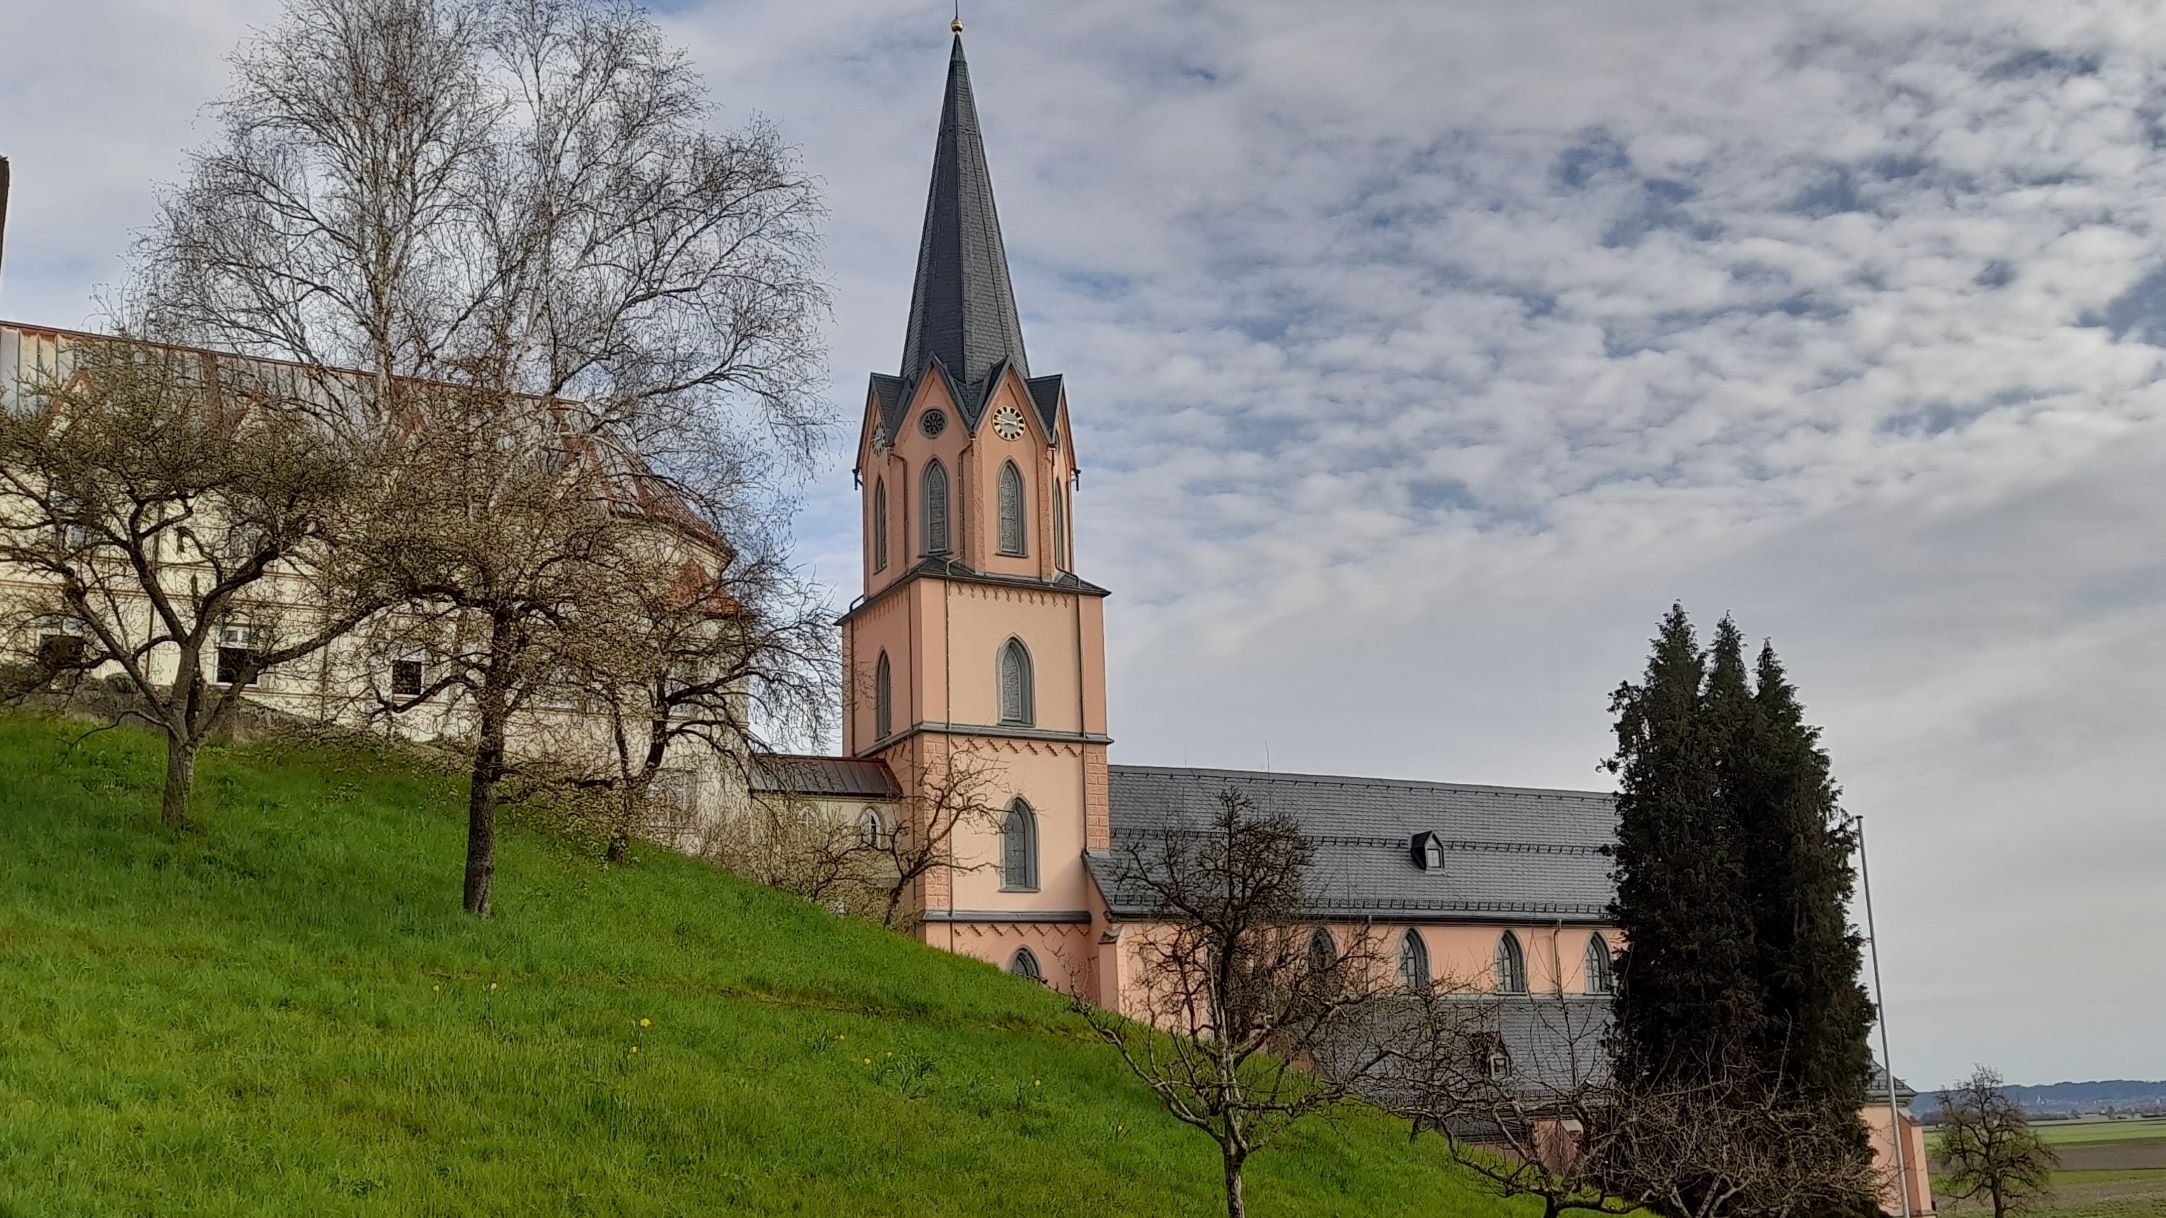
[
  {"left": 919, "top": 409, "right": 947, "bottom": 437},
  {"left": 991, "top": 406, "right": 1026, "bottom": 441}
]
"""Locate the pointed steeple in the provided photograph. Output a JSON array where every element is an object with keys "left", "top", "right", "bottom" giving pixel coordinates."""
[{"left": 900, "top": 31, "right": 1029, "bottom": 390}]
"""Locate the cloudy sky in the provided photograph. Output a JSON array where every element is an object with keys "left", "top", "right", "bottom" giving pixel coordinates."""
[{"left": 6, "top": 0, "right": 2162, "bottom": 1090}]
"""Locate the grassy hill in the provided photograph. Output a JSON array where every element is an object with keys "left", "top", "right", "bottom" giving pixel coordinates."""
[{"left": 0, "top": 713, "right": 1517, "bottom": 1217}]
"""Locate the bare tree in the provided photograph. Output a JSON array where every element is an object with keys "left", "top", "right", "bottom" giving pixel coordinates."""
[
  {"left": 550, "top": 526, "right": 838, "bottom": 863},
  {"left": 1380, "top": 1000, "right": 1881, "bottom": 1218},
  {"left": 1936, "top": 1066, "right": 2058, "bottom": 1218},
  {"left": 716, "top": 743, "right": 1006, "bottom": 929},
  {"left": 0, "top": 334, "right": 385, "bottom": 828},
  {"left": 141, "top": 0, "right": 827, "bottom": 912},
  {"left": 1075, "top": 786, "right": 1398, "bottom": 1218}
]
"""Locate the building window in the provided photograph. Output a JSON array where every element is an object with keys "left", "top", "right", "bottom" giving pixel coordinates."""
[
  {"left": 1053, "top": 486, "right": 1067, "bottom": 571},
  {"left": 1476, "top": 1035, "right": 1512, "bottom": 1080},
  {"left": 922, "top": 460, "right": 950, "bottom": 555},
  {"left": 1494, "top": 930, "right": 1527, "bottom": 995},
  {"left": 1411, "top": 830, "right": 1447, "bottom": 871},
  {"left": 996, "top": 461, "right": 1026, "bottom": 556},
  {"left": 1584, "top": 934, "right": 1615, "bottom": 995},
  {"left": 872, "top": 477, "right": 888, "bottom": 573},
  {"left": 1001, "top": 799, "right": 1038, "bottom": 891},
  {"left": 391, "top": 652, "right": 426, "bottom": 699},
  {"left": 874, "top": 651, "right": 893, "bottom": 740},
  {"left": 1398, "top": 929, "right": 1430, "bottom": 990},
  {"left": 860, "top": 807, "right": 887, "bottom": 848},
  {"left": 34, "top": 618, "right": 87, "bottom": 670},
  {"left": 1307, "top": 927, "right": 1337, "bottom": 977},
  {"left": 1009, "top": 948, "right": 1044, "bottom": 983},
  {"left": 216, "top": 624, "right": 265, "bottom": 688},
  {"left": 998, "top": 638, "right": 1033, "bottom": 726}
]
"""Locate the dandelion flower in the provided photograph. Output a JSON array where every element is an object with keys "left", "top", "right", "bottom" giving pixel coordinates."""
[
  {"left": 1034, "top": 1079, "right": 1042, "bottom": 1088},
  {"left": 639, "top": 1018, "right": 652, "bottom": 1028},
  {"left": 836, "top": 1034, "right": 846, "bottom": 1041},
  {"left": 489, "top": 982, "right": 499, "bottom": 991},
  {"left": 629, "top": 1046, "right": 640, "bottom": 1055},
  {"left": 432, "top": 984, "right": 441, "bottom": 993},
  {"left": 863, "top": 1057, "right": 873, "bottom": 1066}
]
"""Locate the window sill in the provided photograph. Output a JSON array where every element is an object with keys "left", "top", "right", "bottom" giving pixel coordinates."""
[{"left": 999, "top": 885, "right": 1040, "bottom": 894}]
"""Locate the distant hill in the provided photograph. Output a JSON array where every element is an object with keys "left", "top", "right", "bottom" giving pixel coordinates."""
[
  {"left": 0, "top": 712, "right": 1512, "bottom": 1217},
  {"left": 1911, "top": 1079, "right": 2166, "bottom": 1118}
]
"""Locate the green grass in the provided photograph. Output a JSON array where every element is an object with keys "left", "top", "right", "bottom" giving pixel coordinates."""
[
  {"left": 1934, "top": 1124, "right": 2166, "bottom": 1218},
  {"left": 2030, "top": 1119, "right": 2166, "bottom": 1146},
  {"left": 0, "top": 712, "right": 1519, "bottom": 1217}
]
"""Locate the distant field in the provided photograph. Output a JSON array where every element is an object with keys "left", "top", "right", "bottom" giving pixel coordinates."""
[{"left": 1934, "top": 1120, "right": 2166, "bottom": 1217}]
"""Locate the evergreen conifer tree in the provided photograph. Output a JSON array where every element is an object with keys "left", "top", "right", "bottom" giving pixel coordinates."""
[
  {"left": 1606, "top": 605, "right": 1760, "bottom": 1088},
  {"left": 1737, "top": 641, "right": 1876, "bottom": 1144}
]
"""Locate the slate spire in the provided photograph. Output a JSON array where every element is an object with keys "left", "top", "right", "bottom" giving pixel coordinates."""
[{"left": 900, "top": 32, "right": 1030, "bottom": 387}]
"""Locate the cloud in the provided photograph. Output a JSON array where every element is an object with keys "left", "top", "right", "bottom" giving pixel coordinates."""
[{"left": 5, "top": 0, "right": 2161, "bottom": 1089}]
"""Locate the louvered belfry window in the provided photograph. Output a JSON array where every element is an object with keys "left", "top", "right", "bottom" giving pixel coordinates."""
[
  {"left": 872, "top": 478, "right": 888, "bottom": 572},
  {"left": 998, "top": 638, "right": 1033, "bottom": 725},
  {"left": 922, "top": 460, "right": 950, "bottom": 555},
  {"left": 1002, "top": 799, "right": 1038, "bottom": 891},
  {"left": 997, "top": 461, "right": 1026, "bottom": 556}
]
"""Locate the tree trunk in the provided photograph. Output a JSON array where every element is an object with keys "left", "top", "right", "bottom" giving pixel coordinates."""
[
  {"left": 464, "top": 629, "right": 513, "bottom": 915},
  {"left": 1991, "top": 1186, "right": 2006, "bottom": 1218},
  {"left": 160, "top": 734, "right": 198, "bottom": 830},
  {"left": 1222, "top": 1147, "right": 1246, "bottom": 1218}
]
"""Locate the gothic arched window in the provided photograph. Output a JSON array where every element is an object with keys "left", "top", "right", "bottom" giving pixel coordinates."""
[
  {"left": 874, "top": 651, "right": 893, "bottom": 740},
  {"left": 998, "top": 638, "right": 1033, "bottom": 726},
  {"left": 1053, "top": 485, "right": 1067, "bottom": 571},
  {"left": 922, "top": 460, "right": 950, "bottom": 555},
  {"left": 1307, "top": 927, "right": 1338, "bottom": 977},
  {"left": 1584, "top": 934, "right": 1615, "bottom": 995},
  {"left": 1001, "top": 799, "right": 1038, "bottom": 891},
  {"left": 1398, "top": 929, "right": 1430, "bottom": 990},
  {"left": 1495, "top": 930, "right": 1528, "bottom": 994},
  {"left": 997, "top": 461, "right": 1027, "bottom": 556},
  {"left": 1009, "top": 947, "right": 1045, "bottom": 983},
  {"left": 872, "top": 477, "right": 888, "bottom": 573}
]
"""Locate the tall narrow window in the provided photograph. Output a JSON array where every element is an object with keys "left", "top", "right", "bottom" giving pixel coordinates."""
[
  {"left": 1584, "top": 934, "right": 1615, "bottom": 995},
  {"left": 1398, "top": 929, "right": 1430, "bottom": 990},
  {"left": 216, "top": 624, "right": 265, "bottom": 688},
  {"left": 1001, "top": 799, "right": 1038, "bottom": 891},
  {"left": 1307, "top": 927, "right": 1338, "bottom": 977},
  {"left": 1053, "top": 486, "right": 1067, "bottom": 571},
  {"left": 874, "top": 651, "right": 893, "bottom": 740},
  {"left": 1009, "top": 948, "right": 1045, "bottom": 983},
  {"left": 1494, "top": 930, "right": 1527, "bottom": 994},
  {"left": 871, "top": 477, "right": 888, "bottom": 572},
  {"left": 998, "top": 638, "right": 1033, "bottom": 726},
  {"left": 922, "top": 460, "right": 950, "bottom": 555},
  {"left": 997, "top": 461, "right": 1026, "bottom": 556}
]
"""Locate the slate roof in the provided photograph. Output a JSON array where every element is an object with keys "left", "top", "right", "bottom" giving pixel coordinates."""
[
  {"left": 1093, "top": 766, "right": 1618, "bottom": 922},
  {"left": 749, "top": 753, "right": 901, "bottom": 800},
  {"left": 900, "top": 34, "right": 1029, "bottom": 394}
]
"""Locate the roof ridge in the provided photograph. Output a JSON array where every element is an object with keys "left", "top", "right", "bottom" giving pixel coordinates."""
[{"left": 1107, "top": 763, "right": 1613, "bottom": 802}]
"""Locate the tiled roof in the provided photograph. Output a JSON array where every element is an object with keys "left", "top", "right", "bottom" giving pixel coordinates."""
[
  {"left": 900, "top": 34, "right": 1029, "bottom": 393},
  {"left": 749, "top": 753, "right": 901, "bottom": 800},
  {"left": 1096, "top": 766, "right": 1618, "bottom": 921}
]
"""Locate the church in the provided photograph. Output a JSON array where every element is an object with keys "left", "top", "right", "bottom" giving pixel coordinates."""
[{"left": 748, "top": 26, "right": 1935, "bottom": 1215}]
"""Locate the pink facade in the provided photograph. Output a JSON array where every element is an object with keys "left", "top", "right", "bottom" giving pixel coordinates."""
[{"left": 823, "top": 29, "right": 1929, "bottom": 1216}]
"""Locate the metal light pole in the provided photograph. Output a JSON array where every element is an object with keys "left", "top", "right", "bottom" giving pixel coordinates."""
[{"left": 1858, "top": 813, "right": 1913, "bottom": 1218}]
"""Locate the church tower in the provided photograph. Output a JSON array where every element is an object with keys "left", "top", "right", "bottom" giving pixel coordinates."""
[{"left": 840, "top": 26, "right": 1114, "bottom": 996}]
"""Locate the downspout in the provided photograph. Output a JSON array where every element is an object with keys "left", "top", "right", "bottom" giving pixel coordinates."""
[{"left": 1858, "top": 815, "right": 1913, "bottom": 1218}]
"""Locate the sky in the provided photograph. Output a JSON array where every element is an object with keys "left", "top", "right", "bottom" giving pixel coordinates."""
[{"left": 4, "top": 0, "right": 2163, "bottom": 1091}]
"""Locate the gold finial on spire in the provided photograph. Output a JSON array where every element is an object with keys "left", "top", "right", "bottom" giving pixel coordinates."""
[{"left": 952, "top": 0, "right": 962, "bottom": 33}]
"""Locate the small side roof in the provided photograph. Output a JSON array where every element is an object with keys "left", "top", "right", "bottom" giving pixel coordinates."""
[{"left": 749, "top": 753, "right": 901, "bottom": 800}]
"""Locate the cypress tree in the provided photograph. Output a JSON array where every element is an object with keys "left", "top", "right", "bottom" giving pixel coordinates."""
[
  {"left": 1606, "top": 605, "right": 1760, "bottom": 1089},
  {"left": 1737, "top": 641, "right": 1876, "bottom": 1146}
]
